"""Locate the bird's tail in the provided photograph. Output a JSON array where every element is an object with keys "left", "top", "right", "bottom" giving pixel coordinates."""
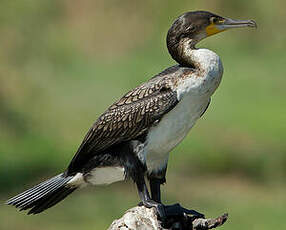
[{"left": 6, "top": 173, "right": 77, "bottom": 215}]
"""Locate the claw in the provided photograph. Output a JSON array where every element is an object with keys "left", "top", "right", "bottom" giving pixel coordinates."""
[
  {"left": 141, "top": 199, "right": 166, "bottom": 220},
  {"left": 182, "top": 207, "right": 205, "bottom": 219},
  {"left": 137, "top": 201, "right": 144, "bottom": 206}
]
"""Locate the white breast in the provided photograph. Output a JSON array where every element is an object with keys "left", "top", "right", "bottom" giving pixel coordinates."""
[
  {"left": 144, "top": 48, "right": 223, "bottom": 174},
  {"left": 144, "top": 95, "right": 210, "bottom": 173}
]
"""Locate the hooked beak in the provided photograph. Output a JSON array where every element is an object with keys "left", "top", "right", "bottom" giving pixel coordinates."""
[
  {"left": 206, "top": 17, "right": 257, "bottom": 37},
  {"left": 219, "top": 18, "right": 257, "bottom": 29}
]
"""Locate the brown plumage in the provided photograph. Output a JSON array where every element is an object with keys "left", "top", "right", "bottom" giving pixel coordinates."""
[{"left": 67, "top": 66, "right": 185, "bottom": 174}]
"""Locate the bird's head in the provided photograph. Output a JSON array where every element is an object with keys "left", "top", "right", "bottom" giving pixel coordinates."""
[{"left": 167, "top": 11, "right": 257, "bottom": 65}]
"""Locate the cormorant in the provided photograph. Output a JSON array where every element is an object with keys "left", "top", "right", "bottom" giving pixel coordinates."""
[{"left": 6, "top": 11, "right": 256, "bottom": 221}]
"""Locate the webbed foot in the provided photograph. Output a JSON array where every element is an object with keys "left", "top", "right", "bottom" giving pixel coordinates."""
[
  {"left": 165, "top": 203, "right": 204, "bottom": 219},
  {"left": 161, "top": 203, "right": 205, "bottom": 229}
]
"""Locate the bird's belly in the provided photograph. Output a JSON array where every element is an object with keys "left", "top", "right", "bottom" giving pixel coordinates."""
[{"left": 144, "top": 95, "right": 210, "bottom": 173}]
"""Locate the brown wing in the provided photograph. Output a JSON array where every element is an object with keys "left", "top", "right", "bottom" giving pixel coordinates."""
[{"left": 67, "top": 67, "right": 181, "bottom": 174}]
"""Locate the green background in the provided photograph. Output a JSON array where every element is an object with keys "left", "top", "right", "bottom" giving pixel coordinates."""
[{"left": 1, "top": 0, "right": 285, "bottom": 229}]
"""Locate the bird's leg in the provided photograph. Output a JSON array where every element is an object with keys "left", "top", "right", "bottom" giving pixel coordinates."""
[
  {"left": 148, "top": 172, "right": 204, "bottom": 219},
  {"left": 149, "top": 177, "right": 164, "bottom": 203},
  {"left": 120, "top": 140, "right": 165, "bottom": 217},
  {"left": 135, "top": 175, "right": 166, "bottom": 219},
  {"left": 148, "top": 167, "right": 167, "bottom": 203},
  {"left": 147, "top": 174, "right": 204, "bottom": 229}
]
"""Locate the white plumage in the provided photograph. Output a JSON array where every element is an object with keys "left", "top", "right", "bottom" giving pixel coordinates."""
[
  {"left": 144, "top": 48, "right": 223, "bottom": 174},
  {"left": 86, "top": 167, "right": 125, "bottom": 185}
]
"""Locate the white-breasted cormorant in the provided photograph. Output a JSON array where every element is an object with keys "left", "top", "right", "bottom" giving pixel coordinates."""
[{"left": 6, "top": 11, "right": 256, "bottom": 222}]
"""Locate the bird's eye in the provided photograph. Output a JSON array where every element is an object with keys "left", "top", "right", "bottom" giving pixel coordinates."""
[{"left": 210, "top": 17, "right": 219, "bottom": 24}]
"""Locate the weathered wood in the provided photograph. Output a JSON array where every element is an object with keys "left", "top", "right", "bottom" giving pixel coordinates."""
[{"left": 108, "top": 206, "right": 228, "bottom": 230}]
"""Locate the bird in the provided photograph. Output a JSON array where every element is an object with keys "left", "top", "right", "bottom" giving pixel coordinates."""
[{"left": 6, "top": 11, "right": 256, "bottom": 220}]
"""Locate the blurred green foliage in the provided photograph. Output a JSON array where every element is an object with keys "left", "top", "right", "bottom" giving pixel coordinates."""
[{"left": 1, "top": 0, "right": 286, "bottom": 229}]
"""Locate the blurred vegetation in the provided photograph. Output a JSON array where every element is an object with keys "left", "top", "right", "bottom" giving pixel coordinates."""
[{"left": 1, "top": 0, "right": 286, "bottom": 229}]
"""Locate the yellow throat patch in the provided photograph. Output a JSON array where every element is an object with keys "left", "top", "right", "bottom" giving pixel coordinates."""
[{"left": 206, "top": 23, "right": 225, "bottom": 36}]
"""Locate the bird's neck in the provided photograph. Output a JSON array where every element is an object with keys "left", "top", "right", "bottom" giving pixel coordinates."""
[
  {"left": 167, "top": 37, "right": 197, "bottom": 67},
  {"left": 167, "top": 37, "right": 222, "bottom": 76},
  {"left": 167, "top": 37, "right": 223, "bottom": 98}
]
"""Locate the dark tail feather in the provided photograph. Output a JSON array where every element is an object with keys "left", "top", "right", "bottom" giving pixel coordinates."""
[{"left": 6, "top": 173, "right": 77, "bottom": 215}]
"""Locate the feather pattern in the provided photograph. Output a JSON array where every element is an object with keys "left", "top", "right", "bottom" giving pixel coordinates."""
[
  {"left": 6, "top": 174, "right": 76, "bottom": 214},
  {"left": 66, "top": 66, "right": 191, "bottom": 174}
]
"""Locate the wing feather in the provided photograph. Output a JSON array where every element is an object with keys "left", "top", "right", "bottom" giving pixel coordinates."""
[{"left": 67, "top": 66, "right": 182, "bottom": 174}]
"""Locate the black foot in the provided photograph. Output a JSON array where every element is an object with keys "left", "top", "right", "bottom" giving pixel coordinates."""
[
  {"left": 139, "top": 201, "right": 204, "bottom": 224},
  {"left": 160, "top": 203, "right": 205, "bottom": 229},
  {"left": 164, "top": 203, "right": 204, "bottom": 219}
]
